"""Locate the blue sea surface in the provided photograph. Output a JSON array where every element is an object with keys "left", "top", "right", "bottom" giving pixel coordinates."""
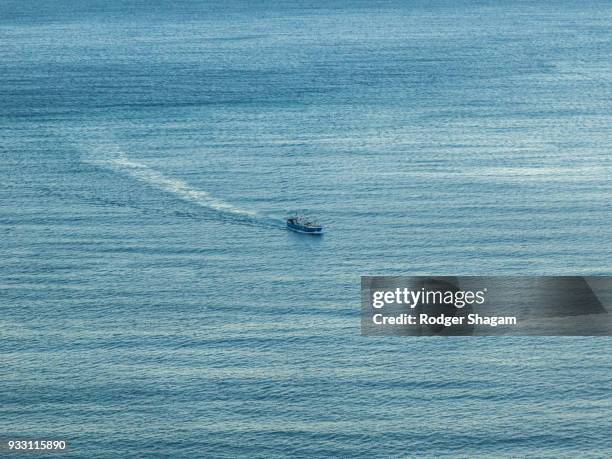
[{"left": 1, "top": 1, "right": 611, "bottom": 457}]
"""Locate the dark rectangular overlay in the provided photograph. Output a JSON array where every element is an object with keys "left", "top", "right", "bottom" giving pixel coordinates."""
[{"left": 361, "top": 276, "right": 612, "bottom": 336}]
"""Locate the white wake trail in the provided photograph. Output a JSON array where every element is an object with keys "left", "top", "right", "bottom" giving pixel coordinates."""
[
  {"left": 84, "top": 145, "right": 259, "bottom": 219},
  {"left": 110, "top": 155, "right": 258, "bottom": 217}
]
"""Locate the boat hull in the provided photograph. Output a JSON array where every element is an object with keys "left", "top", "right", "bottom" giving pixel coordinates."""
[{"left": 287, "top": 221, "right": 323, "bottom": 235}]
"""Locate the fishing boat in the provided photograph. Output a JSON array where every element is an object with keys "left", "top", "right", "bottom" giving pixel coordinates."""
[{"left": 286, "top": 215, "right": 323, "bottom": 235}]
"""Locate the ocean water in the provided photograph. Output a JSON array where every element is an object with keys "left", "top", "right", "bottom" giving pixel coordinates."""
[{"left": 1, "top": 1, "right": 612, "bottom": 457}]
